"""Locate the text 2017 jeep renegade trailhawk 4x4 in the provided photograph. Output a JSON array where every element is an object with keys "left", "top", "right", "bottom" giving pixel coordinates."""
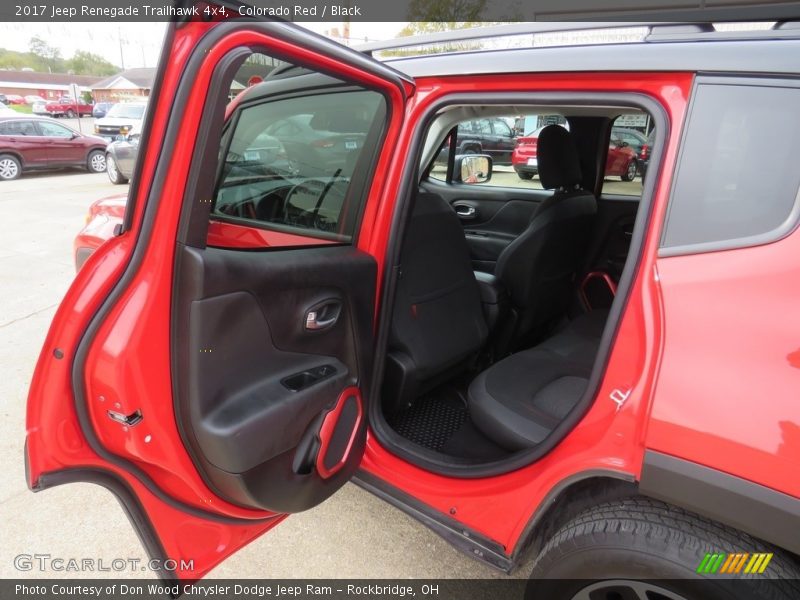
[{"left": 25, "top": 10, "right": 800, "bottom": 600}]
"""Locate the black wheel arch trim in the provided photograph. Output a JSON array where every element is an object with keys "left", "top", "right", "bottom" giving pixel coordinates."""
[{"left": 640, "top": 450, "right": 800, "bottom": 557}]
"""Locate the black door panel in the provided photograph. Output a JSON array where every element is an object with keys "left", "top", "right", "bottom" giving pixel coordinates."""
[
  {"left": 584, "top": 195, "right": 640, "bottom": 280},
  {"left": 421, "top": 180, "right": 548, "bottom": 272},
  {"left": 173, "top": 244, "right": 376, "bottom": 513}
]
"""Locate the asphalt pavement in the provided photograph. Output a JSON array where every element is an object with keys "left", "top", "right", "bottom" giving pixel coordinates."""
[{"left": 0, "top": 170, "right": 533, "bottom": 580}]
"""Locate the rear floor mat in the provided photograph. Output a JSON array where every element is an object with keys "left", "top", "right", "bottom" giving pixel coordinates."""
[
  {"left": 388, "top": 392, "right": 467, "bottom": 451},
  {"left": 387, "top": 389, "right": 508, "bottom": 461}
]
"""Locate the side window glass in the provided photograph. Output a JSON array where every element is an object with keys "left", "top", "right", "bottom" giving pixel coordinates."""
[
  {"left": 475, "top": 120, "right": 492, "bottom": 135},
  {"left": 213, "top": 89, "right": 386, "bottom": 243},
  {"left": 37, "top": 121, "right": 74, "bottom": 138},
  {"left": 493, "top": 119, "right": 512, "bottom": 137},
  {"left": 662, "top": 82, "right": 800, "bottom": 252}
]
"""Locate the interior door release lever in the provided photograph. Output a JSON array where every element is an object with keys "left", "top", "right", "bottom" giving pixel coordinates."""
[
  {"left": 305, "top": 300, "right": 342, "bottom": 331},
  {"left": 454, "top": 205, "right": 476, "bottom": 219}
]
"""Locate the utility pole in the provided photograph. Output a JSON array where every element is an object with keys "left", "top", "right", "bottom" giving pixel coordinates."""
[{"left": 118, "top": 27, "right": 125, "bottom": 70}]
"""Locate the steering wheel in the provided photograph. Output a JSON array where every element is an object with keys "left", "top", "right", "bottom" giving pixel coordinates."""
[{"left": 283, "top": 178, "right": 336, "bottom": 230}]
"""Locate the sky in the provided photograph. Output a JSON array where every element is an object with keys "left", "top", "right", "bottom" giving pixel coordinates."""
[{"left": 0, "top": 22, "right": 406, "bottom": 70}]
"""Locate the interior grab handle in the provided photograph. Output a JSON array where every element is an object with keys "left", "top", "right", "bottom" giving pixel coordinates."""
[
  {"left": 454, "top": 204, "right": 476, "bottom": 219},
  {"left": 305, "top": 299, "right": 342, "bottom": 331}
]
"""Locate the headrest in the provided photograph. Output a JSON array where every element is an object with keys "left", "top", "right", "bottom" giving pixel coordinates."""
[{"left": 537, "top": 125, "right": 582, "bottom": 191}]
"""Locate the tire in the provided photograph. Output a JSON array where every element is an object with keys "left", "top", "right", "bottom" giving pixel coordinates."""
[
  {"left": 65, "top": 109, "right": 75, "bottom": 118},
  {"left": 87, "top": 149, "right": 106, "bottom": 174},
  {"left": 0, "top": 154, "right": 21, "bottom": 180},
  {"left": 528, "top": 498, "right": 800, "bottom": 600},
  {"left": 621, "top": 159, "right": 638, "bottom": 182},
  {"left": 518, "top": 171, "right": 534, "bottom": 180},
  {"left": 106, "top": 154, "right": 127, "bottom": 184}
]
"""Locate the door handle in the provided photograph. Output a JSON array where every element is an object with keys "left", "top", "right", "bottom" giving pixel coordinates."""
[
  {"left": 305, "top": 300, "right": 342, "bottom": 331},
  {"left": 454, "top": 205, "right": 476, "bottom": 219}
]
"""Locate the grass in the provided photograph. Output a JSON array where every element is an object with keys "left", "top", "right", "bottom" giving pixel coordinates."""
[{"left": 10, "top": 105, "right": 32, "bottom": 114}]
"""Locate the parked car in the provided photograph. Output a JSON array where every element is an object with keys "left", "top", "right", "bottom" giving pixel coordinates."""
[
  {"left": 640, "top": 128, "right": 656, "bottom": 177},
  {"left": 104, "top": 133, "right": 139, "bottom": 184},
  {"left": 44, "top": 96, "right": 93, "bottom": 118},
  {"left": 93, "top": 102, "right": 147, "bottom": 140},
  {"left": 438, "top": 117, "right": 518, "bottom": 165},
  {"left": 31, "top": 100, "right": 48, "bottom": 116},
  {"left": 0, "top": 115, "right": 107, "bottom": 180},
  {"left": 0, "top": 93, "right": 7, "bottom": 105},
  {"left": 24, "top": 94, "right": 46, "bottom": 105},
  {"left": 92, "top": 101, "right": 114, "bottom": 118},
  {"left": 74, "top": 194, "right": 127, "bottom": 271},
  {"left": 5, "top": 94, "right": 24, "bottom": 105},
  {"left": 27, "top": 17, "right": 800, "bottom": 599},
  {"left": 513, "top": 124, "right": 640, "bottom": 181},
  {"left": 611, "top": 126, "right": 648, "bottom": 158}
]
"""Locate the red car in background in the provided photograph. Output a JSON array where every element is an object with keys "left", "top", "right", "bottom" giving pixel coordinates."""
[
  {"left": 0, "top": 115, "right": 107, "bottom": 180},
  {"left": 74, "top": 194, "right": 126, "bottom": 271},
  {"left": 513, "top": 124, "right": 640, "bottom": 182}
]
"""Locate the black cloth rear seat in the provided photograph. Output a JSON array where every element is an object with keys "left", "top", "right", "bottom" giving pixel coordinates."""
[{"left": 467, "top": 309, "right": 608, "bottom": 451}]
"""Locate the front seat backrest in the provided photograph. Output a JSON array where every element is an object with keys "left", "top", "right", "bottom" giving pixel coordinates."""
[
  {"left": 383, "top": 192, "right": 488, "bottom": 413},
  {"left": 495, "top": 125, "right": 597, "bottom": 345}
]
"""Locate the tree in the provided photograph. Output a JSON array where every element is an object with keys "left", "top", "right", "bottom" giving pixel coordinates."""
[
  {"left": 67, "top": 51, "right": 118, "bottom": 77},
  {"left": 28, "top": 35, "right": 62, "bottom": 73},
  {"left": 405, "top": 0, "right": 487, "bottom": 22}
]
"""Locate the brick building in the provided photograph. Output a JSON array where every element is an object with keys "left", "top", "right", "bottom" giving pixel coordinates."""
[
  {"left": 0, "top": 70, "right": 99, "bottom": 100},
  {"left": 90, "top": 68, "right": 155, "bottom": 103}
]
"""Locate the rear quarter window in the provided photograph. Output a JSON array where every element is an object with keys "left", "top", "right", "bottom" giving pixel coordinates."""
[{"left": 661, "top": 81, "right": 800, "bottom": 254}]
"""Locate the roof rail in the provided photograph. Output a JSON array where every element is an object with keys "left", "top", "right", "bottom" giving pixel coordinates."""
[
  {"left": 357, "top": 22, "right": 660, "bottom": 55},
  {"left": 356, "top": 20, "right": 800, "bottom": 57}
]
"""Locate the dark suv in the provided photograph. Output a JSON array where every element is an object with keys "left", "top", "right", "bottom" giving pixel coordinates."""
[
  {"left": 452, "top": 117, "right": 517, "bottom": 164},
  {"left": 26, "top": 15, "right": 800, "bottom": 600}
]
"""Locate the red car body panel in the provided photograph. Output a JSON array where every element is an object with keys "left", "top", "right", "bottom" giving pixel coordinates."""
[
  {"left": 648, "top": 236, "right": 800, "bottom": 498},
  {"left": 28, "top": 15, "right": 800, "bottom": 582}
]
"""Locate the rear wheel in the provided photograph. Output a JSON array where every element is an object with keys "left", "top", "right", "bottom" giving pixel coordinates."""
[
  {"left": 518, "top": 171, "right": 534, "bottom": 180},
  {"left": 621, "top": 159, "right": 638, "bottom": 181},
  {"left": 65, "top": 109, "right": 75, "bottom": 119},
  {"left": 87, "top": 150, "right": 106, "bottom": 173},
  {"left": 106, "top": 154, "right": 127, "bottom": 184},
  {"left": 529, "top": 498, "right": 800, "bottom": 600},
  {"left": 0, "top": 154, "right": 21, "bottom": 180}
]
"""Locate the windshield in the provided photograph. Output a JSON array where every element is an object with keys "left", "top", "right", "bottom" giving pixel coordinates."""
[{"left": 106, "top": 104, "right": 146, "bottom": 119}]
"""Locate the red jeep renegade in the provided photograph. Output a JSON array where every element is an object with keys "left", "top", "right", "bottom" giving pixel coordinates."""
[{"left": 25, "top": 12, "right": 800, "bottom": 600}]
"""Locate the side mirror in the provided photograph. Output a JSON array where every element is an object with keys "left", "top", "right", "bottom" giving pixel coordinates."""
[{"left": 454, "top": 154, "right": 492, "bottom": 184}]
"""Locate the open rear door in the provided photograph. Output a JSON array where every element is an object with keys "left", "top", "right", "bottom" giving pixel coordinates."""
[{"left": 26, "top": 9, "right": 412, "bottom": 581}]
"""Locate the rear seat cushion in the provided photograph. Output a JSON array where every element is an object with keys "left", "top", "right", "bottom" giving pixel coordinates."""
[{"left": 467, "top": 309, "right": 608, "bottom": 451}]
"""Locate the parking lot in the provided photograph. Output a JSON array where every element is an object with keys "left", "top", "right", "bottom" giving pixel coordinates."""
[{"left": 0, "top": 170, "right": 534, "bottom": 579}]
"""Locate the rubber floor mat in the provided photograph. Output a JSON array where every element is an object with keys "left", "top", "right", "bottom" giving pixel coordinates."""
[{"left": 388, "top": 393, "right": 468, "bottom": 452}]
